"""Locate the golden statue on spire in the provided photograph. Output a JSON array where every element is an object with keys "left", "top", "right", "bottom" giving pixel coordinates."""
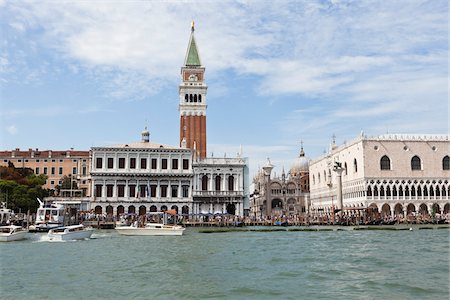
[{"left": 191, "top": 20, "right": 195, "bottom": 32}]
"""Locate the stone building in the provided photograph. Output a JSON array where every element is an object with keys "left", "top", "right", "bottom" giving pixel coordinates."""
[
  {"left": 309, "top": 133, "right": 450, "bottom": 217},
  {"left": 0, "top": 148, "right": 91, "bottom": 195},
  {"left": 250, "top": 145, "right": 310, "bottom": 218},
  {"left": 89, "top": 129, "right": 194, "bottom": 216}
]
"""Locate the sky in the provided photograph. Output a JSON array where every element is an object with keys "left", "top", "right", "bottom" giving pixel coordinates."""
[{"left": 0, "top": 0, "right": 448, "bottom": 177}]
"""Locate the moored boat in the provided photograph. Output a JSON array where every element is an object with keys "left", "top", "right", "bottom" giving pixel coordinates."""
[
  {"left": 0, "top": 225, "right": 28, "bottom": 242},
  {"left": 115, "top": 222, "right": 185, "bottom": 236},
  {"left": 47, "top": 224, "right": 94, "bottom": 241},
  {"left": 115, "top": 211, "right": 185, "bottom": 236}
]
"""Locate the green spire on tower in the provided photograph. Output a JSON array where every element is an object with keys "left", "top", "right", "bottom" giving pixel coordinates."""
[{"left": 184, "top": 21, "right": 201, "bottom": 67}]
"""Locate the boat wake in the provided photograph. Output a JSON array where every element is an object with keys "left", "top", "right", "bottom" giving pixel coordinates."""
[{"left": 33, "top": 234, "right": 91, "bottom": 243}]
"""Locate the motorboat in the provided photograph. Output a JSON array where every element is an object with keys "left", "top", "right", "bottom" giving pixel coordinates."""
[
  {"left": 0, "top": 202, "right": 12, "bottom": 225},
  {"left": 115, "top": 211, "right": 185, "bottom": 236},
  {"left": 115, "top": 222, "right": 185, "bottom": 236},
  {"left": 29, "top": 198, "right": 66, "bottom": 232},
  {"left": 0, "top": 225, "right": 28, "bottom": 242},
  {"left": 47, "top": 224, "right": 94, "bottom": 241}
]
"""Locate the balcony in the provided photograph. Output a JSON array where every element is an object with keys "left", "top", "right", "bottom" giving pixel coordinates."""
[{"left": 193, "top": 190, "right": 244, "bottom": 197}]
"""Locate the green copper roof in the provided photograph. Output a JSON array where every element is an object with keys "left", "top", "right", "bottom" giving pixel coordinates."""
[{"left": 185, "top": 34, "right": 201, "bottom": 66}]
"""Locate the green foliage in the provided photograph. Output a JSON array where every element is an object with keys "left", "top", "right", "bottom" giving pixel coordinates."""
[
  {"left": 0, "top": 165, "right": 49, "bottom": 213},
  {"left": 54, "top": 175, "right": 78, "bottom": 194}
]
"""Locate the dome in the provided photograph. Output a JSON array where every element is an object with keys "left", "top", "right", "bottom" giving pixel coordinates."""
[{"left": 290, "top": 146, "right": 309, "bottom": 175}]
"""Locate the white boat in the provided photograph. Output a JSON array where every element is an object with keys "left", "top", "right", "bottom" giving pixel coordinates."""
[
  {"left": 29, "top": 198, "right": 66, "bottom": 232},
  {"left": 0, "top": 225, "right": 28, "bottom": 242},
  {"left": 115, "top": 222, "right": 185, "bottom": 236},
  {"left": 47, "top": 224, "right": 94, "bottom": 241},
  {"left": 0, "top": 202, "right": 12, "bottom": 225}
]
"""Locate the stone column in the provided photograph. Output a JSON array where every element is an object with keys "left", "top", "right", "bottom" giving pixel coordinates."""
[
  {"left": 333, "top": 165, "right": 344, "bottom": 217},
  {"left": 263, "top": 159, "right": 274, "bottom": 217}
]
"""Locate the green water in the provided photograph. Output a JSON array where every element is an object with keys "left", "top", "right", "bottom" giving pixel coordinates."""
[{"left": 1, "top": 228, "right": 449, "bottom": 299}]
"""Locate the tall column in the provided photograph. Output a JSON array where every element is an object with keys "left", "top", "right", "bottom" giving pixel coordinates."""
[
  {"left": 263, "top": 159, "right": 274, "bottom": 217},
  {"left": 333, "top": 164, "right": 344, "bottom": 217}
]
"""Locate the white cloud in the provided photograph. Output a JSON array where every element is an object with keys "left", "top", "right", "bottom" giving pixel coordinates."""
[{"left": 6, "top": 125, "right": 17, "bottom": 135}]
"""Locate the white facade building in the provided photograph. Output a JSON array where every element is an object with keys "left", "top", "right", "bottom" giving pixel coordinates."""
[
  {"left": 193, "top": 156, "right": 248, "bottom": 216},
  {"left": 309, "top": 134, "right": 450, "bottom": 217},
  {"left": 90, "top": 130, "right": 194, "bottom": 216}
]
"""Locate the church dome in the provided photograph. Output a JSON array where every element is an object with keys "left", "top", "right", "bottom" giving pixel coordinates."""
[{"left": 290, "top": 146, "right": 309, "bottom": 176}]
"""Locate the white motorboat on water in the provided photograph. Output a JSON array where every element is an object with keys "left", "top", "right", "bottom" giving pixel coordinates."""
[
  {"left": 115, "top": 211, "right": 185, "bottom": 236},
  {"left": 115, "top": 222, "right": 185, "bottom": 236},
  {"left": 0, "top": 225, "right": 28, "bottom": 242},
  {"left": 47, "top": 224, "right": 94, "bottom": 241},
  {"left": 29, "top": 198, "right": 66, "bottom": 232}
]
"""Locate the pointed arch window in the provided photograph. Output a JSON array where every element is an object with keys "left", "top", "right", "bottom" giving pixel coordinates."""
[
  {"left": 411, "top": 156, "right": 421, "bottom": 170},
  {"left": 380, "top": 155, "right": 391, "bottom": 170},
  {"left": 198, "top": 94, "right": 202, "bottom": 102},
  {"left": 443, "top": 156, "right": 450, "bottom": 170},
  {"left": 367, "top": 186, "right": 372, "bottom": 197},
  {"left": 194, "top": 94, "right": 197, "bottom": 102},
  {"left": 185, "top": 94, "right": 188, "bottom": 102}
]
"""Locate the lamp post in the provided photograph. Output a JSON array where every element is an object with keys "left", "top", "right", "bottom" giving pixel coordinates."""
[{"left": 262, "top": 158, "right": 274, "bottom": 218}]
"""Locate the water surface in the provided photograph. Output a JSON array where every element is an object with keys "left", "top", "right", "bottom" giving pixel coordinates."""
[{"left": 1, "top": 228, "right": 449, "bottom": 299}]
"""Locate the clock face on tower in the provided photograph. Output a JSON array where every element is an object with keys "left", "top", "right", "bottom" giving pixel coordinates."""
[{"left": 189, "top": 74, "right": 198, "bottom": 81}]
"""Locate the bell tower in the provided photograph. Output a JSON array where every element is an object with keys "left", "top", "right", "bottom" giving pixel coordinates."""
[{"left": 179, "top": 21, "right": 207, "bottom": 159}]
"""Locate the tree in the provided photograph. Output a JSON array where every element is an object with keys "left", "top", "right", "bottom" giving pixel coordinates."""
[
  {"left": 54, "top": 175, "right": 78, "bottom": 195},
  {"left": 0, "top": 165, "right": 49, "bottom": 213}
]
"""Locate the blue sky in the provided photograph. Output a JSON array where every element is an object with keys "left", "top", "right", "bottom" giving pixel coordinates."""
[{"left": 0, "top": 0, "right": 448, "bottom": 176}]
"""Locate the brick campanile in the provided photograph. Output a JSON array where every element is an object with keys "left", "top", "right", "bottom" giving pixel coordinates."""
[{"left": 179, "top": 22, "right": 207, "bottom": 159}]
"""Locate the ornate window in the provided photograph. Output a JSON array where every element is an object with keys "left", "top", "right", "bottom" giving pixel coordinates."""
[
  {"left": 411, "top": 156, "right": 421, "bottom": 170},
  {"left": 215, "top": 176, "right": 221, "bottom": 191},
  {"left": 198, "top": 95, "right": 202, "bottom": 102},
  {"left": 380, "top": 155, "right": 391, "bottom": 170},
  {"left": 201, "top": 175, "right": 208, "bottom": 191},
  {"left": 443, "top": 156, "right": 450, "bottom": 170},
  {"left": 228, "top": 175, "right": 234, "bottom": 191}
]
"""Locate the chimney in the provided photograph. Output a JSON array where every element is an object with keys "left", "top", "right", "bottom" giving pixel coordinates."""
[{"left": 48, "top": 150, "right": 52, "bottom": 158}]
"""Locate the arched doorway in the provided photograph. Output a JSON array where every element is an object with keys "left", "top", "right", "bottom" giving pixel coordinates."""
[
  {"left": 117, "top": 205, "right": 125, "bottom": 216},
  {"left": 94, "top": 206, "right": 102, "bottom": 214},
  {"left": 139, "top": 205, "right": 146, "bottom": 216},
  {"left": 381, "top": 203, "right": 391, "bottom": 216},
  {"left": 106, "top": 205, "right": 113, "bottom": 215},
  {"left": 418, "top": 203, "right": 428, "bottom": 215},
  {"left": 160, "top": 205, "right": 168, "bottom": 212},
  {"left": 444, "top": 203, "right": 450, "bottom": 214},
  {"left": 226, "top": 203, "right": 236, "bottom": 215},
  {"left": 150, "top": 205, "right": 157, "bottom": 212},
  {"left": 431, "top": 203, "right": 440, "bottom": 215},
  {"left": 394, "top": 203, "right": 403, "bottom": 216},
  {"left": 272, "top": 199, "right": 283, "bottom": 216},
  {"left": 128, "top": 205, "right": 136, "bottom": 214},
  {"left": 182, "top": 205, "right": 189, "bottom": 215},
  {"left": 368, "top": 203, "right": 378, "bottom": 219},
  {"left": 407, "top": 203, "right": 416, "bottom": 215}
]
